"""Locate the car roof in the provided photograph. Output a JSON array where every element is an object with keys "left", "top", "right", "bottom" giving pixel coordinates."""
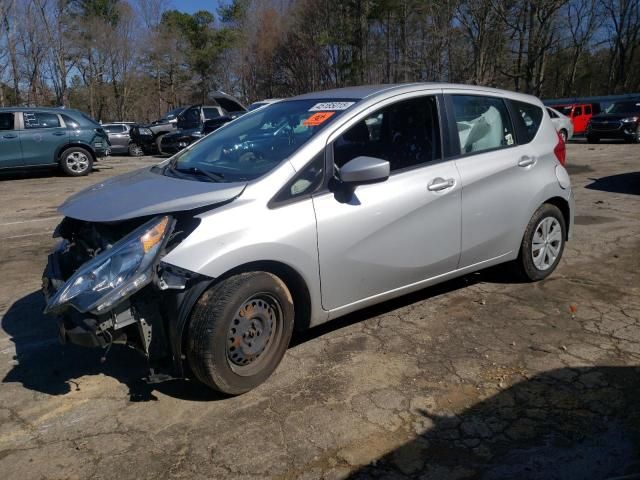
[
  {"left": 0, "top": 106, "right": 74, "bottom": 112},
  {"left": 288, "top": 82, "right": 541, "bottom": 104}
]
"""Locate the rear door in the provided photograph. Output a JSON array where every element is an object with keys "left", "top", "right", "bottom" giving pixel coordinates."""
[
  {"left": 19, "top": 111, "right": 68, "bottom": 165},
  {"left": 0, "top": 112, "right": 23, "bottom": 168},
  {"left": 313, "top": 93, "right": 462, "bottom": 311},
  {"left": 446, "top": 92, "right": 544, "bottom": 267},
  {"left": 104, "top": 124, "right": 129, "bottom": 151}
]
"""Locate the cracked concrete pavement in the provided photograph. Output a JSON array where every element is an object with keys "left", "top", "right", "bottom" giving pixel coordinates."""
[{"left": 0, "top": 142, "right": 639, "bottom": 479}]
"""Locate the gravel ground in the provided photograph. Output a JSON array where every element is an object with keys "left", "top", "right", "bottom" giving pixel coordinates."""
[{"left": 0, "top": 142, "right": 639, "bottom": 480}]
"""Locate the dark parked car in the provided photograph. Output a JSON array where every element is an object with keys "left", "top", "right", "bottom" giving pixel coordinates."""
[
  {"left": 139, "top": 92, "right": 247, "bottom": 154},
  {"left": 160, "top": 108, "right": 246, "bottom": 154},
  {"left": 586, "top": 101, "right": 640, "bottom": 143},
  {"left": 0, "top": 107, "right": 110, "bottom": 176},
  {"left": 102, "top": 122, "right": 141, "bottom": 155}
]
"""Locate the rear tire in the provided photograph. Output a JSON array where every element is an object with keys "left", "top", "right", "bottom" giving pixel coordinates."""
[
  {"left": 186, "top": 272, "right": 294, "bottom": 395},
  {"left": 514, "top": 203, "right": 566, "bottom": 282},
  {"left": 128, "top": 143, "right": 143, "bottom": 156},
  {"left": 59, "top": 146, "right": 93, "bottom": 176}
]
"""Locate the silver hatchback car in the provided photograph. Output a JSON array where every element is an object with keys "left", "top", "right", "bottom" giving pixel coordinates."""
[{"left": 43, "top": 84, "right": 573, "bottom": 394}]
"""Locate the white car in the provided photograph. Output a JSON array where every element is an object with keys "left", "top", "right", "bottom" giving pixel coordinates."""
[{"left": 547, "top": 107, "right": 574, "bottom": 142}]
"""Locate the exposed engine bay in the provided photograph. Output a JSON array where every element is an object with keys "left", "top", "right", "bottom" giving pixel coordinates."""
[{"left": 42, "top": 215, "right": 208, "bottom": 379}]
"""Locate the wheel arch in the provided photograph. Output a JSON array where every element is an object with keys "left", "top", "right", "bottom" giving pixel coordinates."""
[
  {"left": 544, "top": 196, "right": 571, "bottom": 240},
  {"left": 207, "top": 260, "right": 312, "bottom": 332},
  {"left": 56, "top": 142, "right": 97, "bottom": 163},
  {"left": 173, "top": 259, "right": 313, "bottom": 377}
]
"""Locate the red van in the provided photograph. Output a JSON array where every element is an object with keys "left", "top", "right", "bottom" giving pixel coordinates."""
[{"left": 555, "top": 103, "right": 601, "bottom": 135}]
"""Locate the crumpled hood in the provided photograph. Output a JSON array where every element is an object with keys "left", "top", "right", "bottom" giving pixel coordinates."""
[{"left": 59, "top": 166, "right": 246, "bottom": 222}]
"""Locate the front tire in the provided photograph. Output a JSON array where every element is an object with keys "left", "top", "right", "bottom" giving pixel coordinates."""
[
  {"left": 187, "top": 272, "right": 294, "bottom": 395},
  {"left": 59, "top": 146, "right": 93, "bottom": 176},
  {"left": 515, "top": 204, "right": 566, "bottom": 282}
]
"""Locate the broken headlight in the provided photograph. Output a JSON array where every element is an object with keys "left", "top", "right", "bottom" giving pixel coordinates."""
[{"left": 45, "top": 216, "right": 172, "bottom": 315}]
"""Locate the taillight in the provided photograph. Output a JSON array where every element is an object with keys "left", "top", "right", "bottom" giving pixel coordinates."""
[{"left": 554, "top": 131, "right": 566, "bottom": 166}]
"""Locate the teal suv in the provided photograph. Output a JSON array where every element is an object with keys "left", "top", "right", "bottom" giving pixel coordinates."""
[{"left": 0, "top": 107, "right": 110, "bottom": 176}]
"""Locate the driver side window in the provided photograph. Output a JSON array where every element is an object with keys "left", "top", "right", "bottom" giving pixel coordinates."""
[{"left": 333, "top": 96, "right": 441, "bottom": 172}]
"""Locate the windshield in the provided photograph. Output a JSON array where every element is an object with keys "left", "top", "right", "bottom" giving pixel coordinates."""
[
  {"left": 165, "top": 99, "right": 356, "bottom": 182},
  {"left": 159, "top": 108, "right": 184, "bottom": 122},
  {"left": 606, "top": 102, "right": 640, "bottom": 114}
]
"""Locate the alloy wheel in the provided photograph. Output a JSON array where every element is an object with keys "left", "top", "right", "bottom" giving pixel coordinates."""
[
  {"left": 65, "top": 151, "right": 89, "bottom": 173},
  {"left": 531, "top": 217, "right": 562, "bottom": 271}
]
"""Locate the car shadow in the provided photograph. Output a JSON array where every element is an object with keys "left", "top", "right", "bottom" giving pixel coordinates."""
[
  {"left": 0, "top": 167, "right": 60, "bottom": 181},
  {"left": 0, "top": 291, "right": 224, "bottom": 402},
  {"left": 346, "top": 365, "right": 640, "bottom": 479},
  {"left": 585, "top": 171, "right": 640, "bottom": 196},
  {"left": 1, "top": 266, "right": 527, "bottom": 402}
]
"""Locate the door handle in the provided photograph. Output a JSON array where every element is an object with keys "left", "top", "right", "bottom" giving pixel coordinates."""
[
  {"left": 428, "top": 177, "right": 455, "bottom": 192},
  {"left": 52, "top": 131, "right": 66, "bottom": 136},
  {"left": 3, "top": 134, "right": 17, "bottom": 139},
  {"left": 518, "top": 156, "right": 536, "bottom": 167}
]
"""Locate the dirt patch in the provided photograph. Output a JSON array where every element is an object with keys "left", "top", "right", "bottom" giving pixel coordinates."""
[
  {"left": 574, "top": 215, "right": 617, "bottom": 225},
  {"left": 565, "top": 164, "right": 594, "bottom": 175}
]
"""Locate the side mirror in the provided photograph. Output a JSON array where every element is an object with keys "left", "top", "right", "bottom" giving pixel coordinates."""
[{"left": 339, "top": 156, "right": 390, "bottom": 185}]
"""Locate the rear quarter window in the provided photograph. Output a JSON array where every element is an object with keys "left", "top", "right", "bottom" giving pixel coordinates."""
[{"left": 510, "top": 100, "right": 543, "bottom": 144}]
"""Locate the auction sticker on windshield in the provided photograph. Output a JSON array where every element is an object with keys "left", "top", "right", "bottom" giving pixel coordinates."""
[
  {"left": 303, "top": 112, "right": 336, "bottom": 126},
  {"left": 309, "top": 102, "right": 355, "bottom": 111}
]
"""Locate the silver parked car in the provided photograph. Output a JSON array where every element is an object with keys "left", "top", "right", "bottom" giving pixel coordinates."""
[
  {"left": 546, "top": 107, "right": 574, "bottom": 142},
  {"left": 42, "top": 84, "right": 574, "bottom": 394}
]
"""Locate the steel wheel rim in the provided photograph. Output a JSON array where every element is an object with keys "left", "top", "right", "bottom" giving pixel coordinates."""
[
  {"left": 226, "top": 293, "right": 282, "bottom": 376},
  {"left": 532, "top": 217, "right": 562, "bottom": 271},
  {"left": 65, "top": 152, "right": 89, "bottom": 172}
]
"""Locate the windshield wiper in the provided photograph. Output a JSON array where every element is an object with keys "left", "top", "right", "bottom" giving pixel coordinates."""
[{"left": 173, "top": 166, "right": 225, "bottom": 182}]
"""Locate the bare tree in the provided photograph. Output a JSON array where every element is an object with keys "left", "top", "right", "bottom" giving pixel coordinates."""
[{"left": 601, "top": 0, "right": 640, "bottom": 92}]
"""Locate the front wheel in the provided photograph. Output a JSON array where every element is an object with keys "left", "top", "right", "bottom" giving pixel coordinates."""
[
  {"left": 186, "top": 272, "right": 294, "bottom": 395},
  {"left": 59, "top": 146, "right": 93, "bottom": 176},
  {"left": 514, "top": 204, "right": 566, "bottom": 282}
]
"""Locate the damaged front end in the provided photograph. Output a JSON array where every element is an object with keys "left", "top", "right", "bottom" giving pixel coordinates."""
[{"left": 42, "top": 214, "right": 208, "bottom": 379}]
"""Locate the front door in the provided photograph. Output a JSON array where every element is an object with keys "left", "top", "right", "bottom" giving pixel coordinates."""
[
  {"left": 313, "top": 94, "right": 462, "bottom": 311},
  {"left": 19, "top": 111, "right": 68, "bottom": 166},
  {"left": 0, "top": 112, "right": 23, "bottom": 168}
]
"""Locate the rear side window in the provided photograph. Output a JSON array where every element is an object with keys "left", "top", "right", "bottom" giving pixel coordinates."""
[
  {"left": 203, "top": 107, "right": 221, "bottom": 119},
  {"left": 24, "top": 111, "right": 61, "bottom": 129},
  {"left": 0, "top": 112, "right": 14, "bottom": 130},
  {"left": 585, "top": 105, "right": 592, "bottom": 114},
  {"left": 60, "top": 114, "right": 80, "bottom": 128},
  {"left": 451, "top": 95, "right": 515, "bottom": 154},
  {"left": 512, "top": 100, "right": 543, "bottom": 143},
  {"left": 103, "top": 124, "right": 126, "bottom": 133}
]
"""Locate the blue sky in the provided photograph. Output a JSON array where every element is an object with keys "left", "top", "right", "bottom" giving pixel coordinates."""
[{"left": 171, "top": 0, "right": 222, "bottom": 14}]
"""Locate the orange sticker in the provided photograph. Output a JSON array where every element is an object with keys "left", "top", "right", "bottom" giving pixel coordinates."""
[{"left": 303, "top": 111, "right": 335, "bottom": 126}]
